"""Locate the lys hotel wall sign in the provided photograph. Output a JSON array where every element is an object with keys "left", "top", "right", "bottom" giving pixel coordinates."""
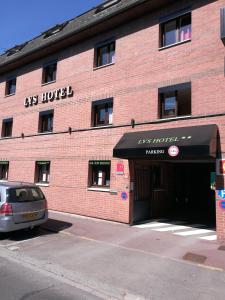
[{"left": 24, "top": 86, "right": 74, "bottom": 108}]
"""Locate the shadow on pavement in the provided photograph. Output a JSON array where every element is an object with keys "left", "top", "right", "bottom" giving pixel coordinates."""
[
  {"left": 42, "top": 218, "right": 73, "bottom": 233},
  {"left": 0, "top": 218, "right": 73, "bottom": 242}
]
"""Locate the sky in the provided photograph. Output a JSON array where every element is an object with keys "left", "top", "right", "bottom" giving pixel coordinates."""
[{"left": 0, "top": 0, "right": 104, "bottom": 54}]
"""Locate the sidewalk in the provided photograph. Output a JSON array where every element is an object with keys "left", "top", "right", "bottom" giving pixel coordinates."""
[
  {"left": 44, "top": 210, "right": 225, "bottom": 271},
  {"left": 2, "top": 209, "right": 225, "bottom": 299}
]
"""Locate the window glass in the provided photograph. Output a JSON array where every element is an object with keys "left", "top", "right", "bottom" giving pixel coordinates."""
[
  {"left": 109, "top": 43, "right": 115, "bottom": 63},
  {"left": 0, "top": 163, "right": 9, "bottom": 180},
  {"left": 89, "top": 161, "right": 111, "bottom": 187},
  {"left": 159, "top": 84, "right": 191, "bottom": 119},
  {"left": 39, "top": 112, "right": 54, "bottom": 133},
  {"left": 8, "top": 187, "right": 44, "bottom": 202},
  {"left": 93, "top": 100, "right": 113, "bottom": 127},
  {"left": 96, "top": 41, "right": 115, "bottom": 67},
  {"left": 42, "top": 62, "right": 57, "bottom": 84},
  {"left": 36, "top": 162, "right": 50, "bottom": 183},
  {"left": 164, "top": 20, "right": 177, "bottom": 46},
  {"left": 161, "top": 13, "right": 191, "bottom": 47},
  {"left": 6, "top": 78, "right": 16, "bottom": 95},
  {"left": 101, "top": 46, "right": 108, "bottom": 66},
  {"left": 180, "top": 14, "right": 191, "bottom": 41},
  {"left": 2, "top": 119, "right": 13, "bottom": 138},
  {"left": 164, "top": 93, "right": 176, "bottom": 117}
]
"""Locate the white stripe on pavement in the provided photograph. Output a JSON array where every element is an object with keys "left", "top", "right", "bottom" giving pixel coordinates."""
[
  {"left": 134, "top": 223, "right": 172, "bottom": 229},
  {"left": 200, "top": 235, "right": 217, "bottom": 241},
  {"left": 175, "top": 229, "right": 214, "bottom": 236},
  {"left": 154, "top": 225, "right": 192, "bottom": 232}
]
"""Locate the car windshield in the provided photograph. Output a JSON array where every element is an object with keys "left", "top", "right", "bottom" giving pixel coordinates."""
[{"left": 7, "top": 187, "right": 45, "bottom": 202}]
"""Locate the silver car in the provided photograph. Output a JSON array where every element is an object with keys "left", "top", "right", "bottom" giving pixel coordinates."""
[{"left": 0, "top": 182, "right": 48, "bottom": 232}]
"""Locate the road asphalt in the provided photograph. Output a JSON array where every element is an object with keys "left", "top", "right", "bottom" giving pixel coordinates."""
[
  {"left": 0, "top": 255, "right": 101, "bottom": 300},
  {"left": 0, "top": 210, "right": 224, "bottom": 300}
]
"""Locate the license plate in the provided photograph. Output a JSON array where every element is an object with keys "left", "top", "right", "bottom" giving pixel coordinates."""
[{"left": 23, "top": 212, "right": 38, "bottom": 220}]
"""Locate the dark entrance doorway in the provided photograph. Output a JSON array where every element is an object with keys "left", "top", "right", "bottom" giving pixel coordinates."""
[
  {"left": 172, "top": 163, "right": 215, "bottom": 225},
  {"left": 132, "top": 161, "right": 216, "bottom": 227}
]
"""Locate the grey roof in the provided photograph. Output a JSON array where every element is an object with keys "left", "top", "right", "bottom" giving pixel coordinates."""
[{"left": 0, "top": 0, "right": 148, "bottom": 71}]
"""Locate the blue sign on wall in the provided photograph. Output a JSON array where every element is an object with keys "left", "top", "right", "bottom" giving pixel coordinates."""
[
  {"left": 219, "top": 200, "right": 225, "bottom": 210},
  {"left": 121, "top": 192, "right": 128, "bottom": 200},
  {"left": 217, "top": 190, "right": 225, "bottom": 199}
]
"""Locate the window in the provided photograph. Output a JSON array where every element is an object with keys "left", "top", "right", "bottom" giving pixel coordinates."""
[
  {"left": 8, "top": 187, "right": 44, "bottom": 202},
  {"left": 5, "top": 78, "right": 16, "bottom": 96},
  {"left": 35, "top": 161, "right": 50, "bottom": 184},
  {"left": 221, "top": 7, "right": 225, "bottom": 41},
  {"left": 5, "top": 43, "right": 27, "bottom": 56},
  {"left": 0, "top": 162, "right": 9, "bottom": 180},
  {"left": 160, "top": 13, "right": 191, "bottom": 47},
  {"left": 42, "top": 61, "right": 57, "bottom": 84},
  {"left": 43, "top": 22, "right": 68, "bottom": 39},
  {"left": 159, "top": 83, "right": 191, "bottom": 119},
  {"left": 89, "top": 161, "right": 111, "bottom": 187},
  {"left": 95, "top": 0, "right": 121, "bottom": 13},
  {"left": 92, "top": 99, "right": 113, "bottom": 127},
  {"left": 95, "top": 41, "right": 115, "bottom": 67},
  {"left": 1, "top": 118, "right": 13, "bottom": 138},
  {"left": 38, "top": 110, "right": 54, "bottom": 133}
]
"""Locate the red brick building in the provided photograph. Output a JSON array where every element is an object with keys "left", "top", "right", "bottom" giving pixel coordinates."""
[{"left": 0, "top": 0, "right": 225, "bottom": 240}]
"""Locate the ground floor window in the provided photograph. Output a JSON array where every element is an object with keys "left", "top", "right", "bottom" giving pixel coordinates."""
[
  {"left": 89, "top": 161, "right": 111, "bottom": 187},
  {"left": 35, "top": 161, "right": 50, "bottom": 183},
  {"left": 0, "top": 161, "right": 9, "bottom": 180}
]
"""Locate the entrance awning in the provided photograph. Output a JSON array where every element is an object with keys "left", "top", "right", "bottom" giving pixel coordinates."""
[{"left": 113, "top": 124, "right": 218, "bottom": 160}]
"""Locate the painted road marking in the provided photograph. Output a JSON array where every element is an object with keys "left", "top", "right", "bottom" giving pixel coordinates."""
[
  {"left": 134, "top": 220, "right": 216, "bottom": 241},
  {"left": 8, "top": 246, "right": 20, "bottom": 251},
  {"left": 134, "top": 222, "right": 172, "bottom": 229},
  {"left": 154, "top": 225, "right": 191, "bottom": 232},
  {"left": 175, "top": 229, "right": 214, "bottom": 236},
  {"left": 4, "top": 235, "right": 42, "bottom": 247},
  {"left": 200, "top": 235, "right": 217, "bottom": 241}
]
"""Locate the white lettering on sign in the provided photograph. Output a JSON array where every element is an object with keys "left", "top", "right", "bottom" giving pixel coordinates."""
[
  {"left": 24, "top": 86, "right": 74, "bottom": 108},
  {"left": 146, "top": 149, "right": 165, "bottom": 155},
  {"left": 24, "top": 95, "right": 39, "bottom": 107}
]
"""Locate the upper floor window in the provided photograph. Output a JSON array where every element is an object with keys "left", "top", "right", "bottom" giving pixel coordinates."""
[
  {"left": 1, "top": 118, "right": 13, "bottom": 138},
  {"left": 0, "top": 161, "right": 9, "bottom": 180},
  {"left": 95, "top": 41, "right": 115, "bottom": 67},
  {"left": 89, "top": 161, "right": 111, "bottom": 187},
  {"left": 159, "top": 82, "right": 191, "bottom": 119},
  {"left": 35, "top": 161, "right": 50, "bottom": 184},
  {"left": 42, "top": 61, "right": 57, "bottom": 84},
  {"left": 160, "top": 12, "right": 191, "bottom": 47},
  {"left": 92, "top": 98, "right": 113, "bottom": 127},
  {"left": 5, "top": 77, "right": 16, "bottom": 96},
  {"left": 38, "top": 110, "right": 54, "bottom": 133}
]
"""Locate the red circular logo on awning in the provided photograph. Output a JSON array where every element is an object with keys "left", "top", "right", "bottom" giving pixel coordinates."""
[{"left": 168, "top": 145, "right": 179, "bottom": 157}]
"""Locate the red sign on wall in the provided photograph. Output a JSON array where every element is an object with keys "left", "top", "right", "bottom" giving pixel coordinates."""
[
  {"left": 220, "top": 160, "right": 225, "bottom": 174},
  {"left": 217, "top": 159, "right": 225, "bottom": 175},
  {"left": 116, "top": 163, "right": 124, "bottom": 175}
]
